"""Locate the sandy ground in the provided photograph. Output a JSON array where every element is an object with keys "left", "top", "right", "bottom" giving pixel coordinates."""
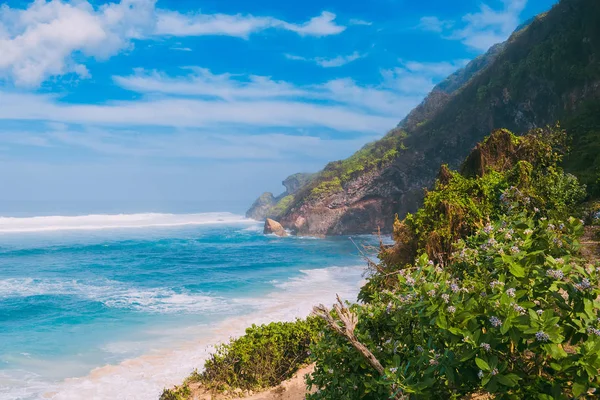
[{"left": 188, "top": 365, "right": 314, "bottom": 400}]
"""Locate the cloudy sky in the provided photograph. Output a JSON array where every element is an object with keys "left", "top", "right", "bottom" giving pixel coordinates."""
[{"left": 0, "top": 0, "right": 556, "bottom": 216}]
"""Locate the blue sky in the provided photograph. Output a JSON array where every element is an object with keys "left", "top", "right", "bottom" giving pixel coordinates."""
[{"left": 0, "top": 0, "right": 556, "bottom": 215}]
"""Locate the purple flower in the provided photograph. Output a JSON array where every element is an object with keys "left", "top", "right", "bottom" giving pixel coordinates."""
[
  {"left": 546, "top": 269, "right": 564, "bottom": 280},
  {"left": 587, "top": 327, "right": 600, "bottom": 336},
  {"left": 441, "top": 294, "right": 450, "bottom": 303},
  {"left": 490, "top": 280, "right": 504, "bottom": 290},
  {"left": 512, "top": 303, "right": 526, "bottom": 315},
  {"left": 489, "top": 316, "right": 502, "bottom": 328},
  {"left": 574, "top": 279, "right": 592, "bottom": 292},
  {"left": 506, "top": 288, "right": 516, "bottom": 297},
  {"left": 535, "top": 331, "right": 550, "bottom": 342},
  {"left": 480, "top": 343, "right": 491, "bottom": 352}
]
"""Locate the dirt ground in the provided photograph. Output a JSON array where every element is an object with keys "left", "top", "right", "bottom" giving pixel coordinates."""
[{"left": 188, "top": 365, "right": 314, "bottom": 400}]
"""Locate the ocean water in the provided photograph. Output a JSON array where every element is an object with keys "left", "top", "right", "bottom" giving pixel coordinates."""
[{"left": 0, "top": 212, "right": 371, "bottom": 400}]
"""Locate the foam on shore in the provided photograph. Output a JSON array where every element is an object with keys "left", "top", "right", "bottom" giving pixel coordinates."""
[
  {"left": 35, "top": 265, "right": 366, "bottom": 400},
  {"left": 0, "top": 212, "right": 252, "bottom": 234}
]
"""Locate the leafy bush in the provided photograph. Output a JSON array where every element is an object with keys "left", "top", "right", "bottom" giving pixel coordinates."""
[
  {"left": 270, "top": 195, "right": 295, "bottom": 218},
  {"left": 366, "top": 127, "right": 586, "bottom": 301},
  {"left": 199, "top": 318, "right": 320, "bottom": 392},
  {"left": 159, "top": 384, "right": 191, "bottom": 400},
  {"left": 161, "top": 318, "right": 320, "bottom": 399},
  {"left": 308, "top": 127, "right": 597, "bottom": 399},
  {"left": 309, "top": 206, "right": 600, "bottom": 399}
]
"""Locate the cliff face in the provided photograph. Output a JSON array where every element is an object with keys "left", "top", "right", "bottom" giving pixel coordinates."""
[
  {"left": 246, "top": 173, "right": 314, "bottom": 220},
  {"left": 273, "top": 0, "right": 600, "bottom": 236}
]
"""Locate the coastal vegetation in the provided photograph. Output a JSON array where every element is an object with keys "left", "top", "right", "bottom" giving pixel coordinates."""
[
  {"left": 182, "top": 0, "right": 600, "bottom": 396},
  {"left": 163, "top": 125, "right": 600, "bottom": 399},
  {"left": 308, "top": 126, "right": 599, "bottom": 399},
  {"left": 303, "top": 129, "right": 407, "bottom": 202},
  {"left": 160, "top": 319, "right": 320, "bottom": 399}
]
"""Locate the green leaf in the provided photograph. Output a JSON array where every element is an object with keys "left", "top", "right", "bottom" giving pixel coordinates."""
[
  {"left": 549, "top": 362, "right": 562, "bottom": 371},
  {"left": 459, "top": 349, "right": 477, "bottom": 362},
  {"left": 508, "top": 262, "right": 525, "bottom": 278},
  {"left": 475, "top": 357, "right": 490, "bottom": 371},
  {"left": 497, "top": 373, "right": 520, "bottom": 387},
  {"left": 544, "top": 344, "right": 567, "bottom": 359},
  {"left": 572, "top": 382, "right": 587, "bottom": 398}
]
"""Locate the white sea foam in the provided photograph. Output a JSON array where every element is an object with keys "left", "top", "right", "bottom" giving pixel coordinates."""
[
  {"left": 0, "top": 212, "right": 252, "bottom": 234},
  {"left": 36, "top": 265, "right": 366, "bottom": 400},
  {"left": 0, "top": 278, "right": 228, "bottom": 314}
]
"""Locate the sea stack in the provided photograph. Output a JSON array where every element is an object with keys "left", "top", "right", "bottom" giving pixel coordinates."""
[{"left": 263, "top": 218, "right": 288, "bottom": 237}]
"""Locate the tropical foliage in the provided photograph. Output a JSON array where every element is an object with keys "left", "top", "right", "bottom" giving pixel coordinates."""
[{"left": 308, "top": 127, "right": 599, "bottom": 399}]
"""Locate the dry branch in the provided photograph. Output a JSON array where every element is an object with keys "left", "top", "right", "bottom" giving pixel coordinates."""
[{"left": 312, "top": 295, "right": 384, "bottom": 375}]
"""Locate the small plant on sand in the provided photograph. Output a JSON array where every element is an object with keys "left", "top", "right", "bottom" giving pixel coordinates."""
[{"left": 161, "top": 318, "right": 321, "bottom": 398}]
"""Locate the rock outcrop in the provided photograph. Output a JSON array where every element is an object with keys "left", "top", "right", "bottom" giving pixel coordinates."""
[
  {"left": 246, "top": 173, "right": 314, "bottom": 220},
  {"left": 263, "top": 218, "right": 288, "bottom": 237},
  {"left": 262, "top": 0, "right": 600, "bottom": 236},
  {"left": 246, "top": 193, "right": 277, "bottom": 220}
]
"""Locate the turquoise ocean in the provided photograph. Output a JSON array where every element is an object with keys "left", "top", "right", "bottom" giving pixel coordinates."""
[{"left": 0, "top": 212, "right": 371, "bottom": 400}]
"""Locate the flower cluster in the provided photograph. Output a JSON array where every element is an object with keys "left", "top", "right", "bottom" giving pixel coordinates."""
[
  {"left": 489, "top": 316, "right": 502, "bottom": 328},
  {"left": 546, "top": 269, "right": 564, "bottom": 280},
  {"left": 574, "top": 278, "right": 592, "bottom": 292},
  {"left": 535, "top": 331, "right": 550, "bottom": 342}
]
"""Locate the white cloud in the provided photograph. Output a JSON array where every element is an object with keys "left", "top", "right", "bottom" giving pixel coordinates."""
[
  {"left": 420, "top": 0, "right": 528, "bottom": 51},
  {"left": 154, "top": 10, "right": 345, "bottom": 38},
  {"left": 349, "top": 19, "right": 372, "bottom": 26},
  {"left": 418, "top": 16, "right": 453, "bottom": 33},
  {"left": 381, "top": 59, "right": 469, "bottom": 95},
  {"left": 0, "top": 90, "right": 399, "bottom": 133},
  {"left": 285, "top": 52, "right": 365, "bottom": 68},
  {"left": 112, "top": 67, "right": 426, "bottom": 116},
  {"left": 0, "top": 56, "right": 456, "bottom": 137},
  {"left": 0, "top": 1, "right": 346, "bottom": 87},
  {"left": 3, "top": 127, "right": 375, "bottom": 161},
  {"left": 400, "top": 60, "right": 470, "bottom": 77},
  {"left": 0, "top": 0, "right": 156, "bottom": 86},
  {"left": 113, "top": 68, "right": 306, "bottom": 100}
]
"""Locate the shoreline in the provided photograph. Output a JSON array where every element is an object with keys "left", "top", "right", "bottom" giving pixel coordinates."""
[{"left": 41, "top": 265, "right": 366, "bottom": 400}]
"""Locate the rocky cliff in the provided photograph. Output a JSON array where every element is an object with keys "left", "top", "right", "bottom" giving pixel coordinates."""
[
  {"left": 246, "top": 173, "right": 314, "bottom": 220},
  {"left": 266, "top": 0, "right": 600, "bottom": 236}
]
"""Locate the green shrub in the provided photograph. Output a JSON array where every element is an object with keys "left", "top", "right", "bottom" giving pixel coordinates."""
[
  {"left": 270, "top": 195, "right": 295, "bottom": 218},
  {"left": 310, "top": 178, "right": 343, "bottom": 200},
  {"left": 159, "top": 383, "right": 191, "bottom": 400},
  {"left": 302, "top": 129, "right": 407, "bottom": 202},
  {"left": 309, "top": 127, "right": 596, "bottom": 399},
  {"left": 198, "top": 318, "right": 321, "bottom": 393},
  {"left": 365, "top": 127, "right": 586, "bottom": 301},
  {"left": 309, "top": 207, "right": 600, "bottom": 399}
]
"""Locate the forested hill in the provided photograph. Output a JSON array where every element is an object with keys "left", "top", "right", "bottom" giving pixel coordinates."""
[{"left": 248, "top": 0, "right": 600, "bottom": 236}]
